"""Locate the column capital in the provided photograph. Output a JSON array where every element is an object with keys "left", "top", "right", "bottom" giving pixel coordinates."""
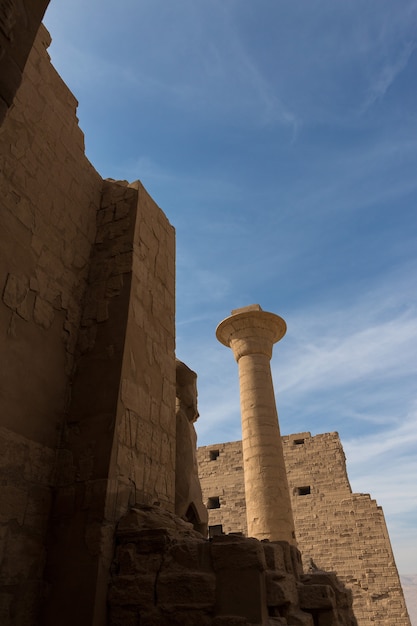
[{"left": 216, "top": 304, "right": 286, "bottom": 361}]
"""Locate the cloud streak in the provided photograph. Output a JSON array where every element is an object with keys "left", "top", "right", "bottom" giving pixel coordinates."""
[{"left": 44, "top": 0, "right": 417, "bottom": 578}]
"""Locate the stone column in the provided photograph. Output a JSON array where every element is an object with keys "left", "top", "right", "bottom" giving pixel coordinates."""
[{"left": 216, "top": 304, "right": 296, "bottom": 544}]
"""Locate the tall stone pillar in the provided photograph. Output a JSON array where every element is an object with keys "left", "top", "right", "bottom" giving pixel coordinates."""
[{"left": 216, "top": 304, "right": 296, "bottom": 544}]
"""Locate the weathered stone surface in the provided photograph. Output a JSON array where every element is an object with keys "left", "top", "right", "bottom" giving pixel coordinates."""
[
  {"left": 117, "top": 506, "right": 202, "bottom": 543},
  {"left": 265, "top": 570, "right": 299, "bottom": 607},
  {"left": 157, "top": 570, "right": 216, "bottom": 610},
  {"left": 216, "top": 307, "right": 295, "bottom": 545},
  {"left": 0, "top": 0, "right": 50, "bottom": 124},
  {"left": 108, "top": 574, "right": 155, "bottom": 607},
  {"left": 0, "top": 7, "right": 410, "bottom": 626},
  {"left": 298, "top": 584, "right": 336, "bottom": 610},
  {"left": 283, "top": 611, "right": 315, "bottom": 626},
  {"left": 2, "top": 273, "right": 29, "bottom": 310},
  {"left": 175, "top": 359, "right": 208, "bottom": 535},
  {"left": 110, "top": 506, "right": 355, "bottom": 626},
  {"left": 198, "top": 434, "right": 410, "bottom": 626},
  {"left": 1, "top": 15, "right": 177, "bottom": 626},
  {"left": 33, "top": 295, "right": 54, "bottom": 328},
  {"left": 115, "top": 544, "right": 162, "bottom": 576},
  {"left": 211, "top": 534, "right": 267, "bottom": 572}
]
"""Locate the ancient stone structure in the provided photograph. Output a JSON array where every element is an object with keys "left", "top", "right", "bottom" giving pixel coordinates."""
[
  {"left": 0, "top": 0, "right": 50, "bottom": 123},
  {"left": 0, "top": 23, "right": 176, "bottom": 626},
  {"left": 216, "top": 305, "right": 296, "bottom": 544},
  {"left": 197, "top": 434, "right": 411, "bottom": 626},
  {"left": 175, "top": 359, "right": 208, "bottom": 535},
  {"left": 108, "top": 504, "right": 358, "bottom": 626},
  {"left": 0, "top": 7, "right": 408, "bottom": 626}
]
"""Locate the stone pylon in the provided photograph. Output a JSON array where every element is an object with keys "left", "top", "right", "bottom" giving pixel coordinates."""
[{"left": 216, "top": 304, "right": 296, "bottom": 544}]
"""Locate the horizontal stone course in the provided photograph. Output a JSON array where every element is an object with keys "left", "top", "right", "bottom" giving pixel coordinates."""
[
  {"left": 198, "top": 433, "right": 410, "bottom": 626},
  {"left": 109, "top": 505, "right": 356, "bottom": 625}
]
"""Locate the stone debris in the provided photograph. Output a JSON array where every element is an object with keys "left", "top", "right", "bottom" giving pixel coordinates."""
[{"left": 108, "top": 505, "right": 358, "bottom": 626}]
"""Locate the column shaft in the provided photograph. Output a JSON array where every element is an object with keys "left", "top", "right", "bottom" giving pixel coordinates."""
[
  {"left": 238, "top": 353, "right": 294, "bottom": 542},
  {"left": 216, "top": 305, "right": 296, "bottom": 545}
]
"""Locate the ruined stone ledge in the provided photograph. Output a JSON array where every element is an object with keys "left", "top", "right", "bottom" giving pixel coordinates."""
[{"left": 108, "top": 506, "right": 358, "bottom": 626}]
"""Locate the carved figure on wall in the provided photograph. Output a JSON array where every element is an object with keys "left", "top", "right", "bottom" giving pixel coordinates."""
[{"left": 175, "top": 359, "right": 208, "bottom": 536}]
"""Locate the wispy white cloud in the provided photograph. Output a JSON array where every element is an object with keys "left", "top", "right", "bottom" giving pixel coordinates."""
[
  {"left": 361, "top": 40, "right": 416, "bottom": 112},
  {"left": 277, "top": 312, "right": 417, "bottom": 397},
  {"left": 189, "top": 267, "right": 417, "bottom": 576},
  {"left": 44, "top": 0, "right": 417, "bottom": 578}
]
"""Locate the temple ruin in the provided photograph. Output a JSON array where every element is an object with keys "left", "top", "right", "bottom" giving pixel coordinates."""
[
  {"left": 198, "top": 435, "right": 411, "bottom": 625},
  {"left": 0, "top": 4, "right": 411, "bottom": 625},
  {"left": 198, "top": 307, "right": 410, "bottom": 625},
  {"left": 216, "top": 305, "right": 295, "bottom": 544}
]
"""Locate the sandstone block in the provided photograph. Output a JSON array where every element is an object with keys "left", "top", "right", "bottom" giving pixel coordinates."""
[
  {"left": 2, "top": 273, "right": 29, "bottom": 312},
  {"left": 263, "top": 542, "right": 287, "bottom": 572},
  {"left": 298, "top": 584, "right": 336, "bottom": 611},
  {"left": 157, "top": 570, "right": 216, "bottom": 611},
  {"left": 284, "top": 610, "right": 315, "bottom": 626},
  {"left": 215, "top": 567, "right": 267, "bottom": 624},
  {"left": 265, "top": 571, "right": 298, "bottom": 608},
  {"left": 108, "top": 574, "right": 155, "bottom": 608},
  {"left": 167, "top": 540, "right": 211, "bottom": 570},
  {"left": 33, "top": 295, "right": 54, "bottom": 329},
  {"left": 211, "top": 535, "right": 266, "bottom": 572}
]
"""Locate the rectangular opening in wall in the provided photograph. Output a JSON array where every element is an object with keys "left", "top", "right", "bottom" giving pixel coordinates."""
[
  {"left": 207, "top": 496, "right": 220, "bottom": 509},
  {"left": 209, "top": 449, "right": 220, "bottom": 461},
  {"left": 293, "top": 438, "right": 305, "bottom": 445},
  {"left": 209, "top": 524, "right": 223, "bottom": 538},
  {"left": 296, "top": 486, "right": 311, "bottom": 496}
]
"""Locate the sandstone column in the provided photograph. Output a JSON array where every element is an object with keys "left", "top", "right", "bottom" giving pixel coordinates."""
[{"left": 216, "top": 304, "right": 296, "bottom": 544}]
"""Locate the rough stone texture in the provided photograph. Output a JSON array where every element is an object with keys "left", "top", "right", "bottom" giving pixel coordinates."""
[
  {"left": 0, "top": 23, "right": 175, "bottom": 626},
  {"left": 216, "top": 306, "right": 296, "bottom": 544},
  {"left": 0, "top": 8, "right": 410, "bottom": 626},
  {"left": 197, "top": 434, "right": 411, "bottom": 626},
  {"left": 42, "top": 178, "right": 175, "bottom": 626},
  {"left": 0, "top": 24, "right": 102, "bottom": 625},
  {"left": 175, "top": 359, "right": 208, "bottom": 534},
  {"left": 198, "top": 440, "right": 247, "bottom": 536},
  {"left": 108, "top": 505, "right": 357, "bottom": 626},
  {"left": 0, "top": 0, "right": 50, "bottom": 123}
]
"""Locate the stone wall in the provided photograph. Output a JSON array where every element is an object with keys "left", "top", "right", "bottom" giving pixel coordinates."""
[
  {"left": 43, "top": 179, "right": 176, "bottom": 626},
  {"left": 197, "top": 433, "right": 411, "bottom": 626},
  {"left": 0, "top": 24, "right": 102, "bottom": 624},
  {"left": 198, "top": 440, "right": 247, "bottom": 537},
  {"left": 283, "top": 432, "right": 410, "bottom": 626},
  {"left": 0, "top": 0, "right": 50, "bottom": 123},
  {"left": 1, "top": 8, "right": 407, "bottom": 626},
  {"left": 0, "top": 24, "right": 176, "bottom": 626}
]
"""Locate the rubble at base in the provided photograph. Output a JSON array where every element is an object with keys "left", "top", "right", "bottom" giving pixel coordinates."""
[{"left": 108, "top": 506, "right": 358, "bottom": 626}]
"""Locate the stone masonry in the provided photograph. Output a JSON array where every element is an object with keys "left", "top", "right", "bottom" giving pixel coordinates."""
[
  {"left": 108, "top": 504, "right": 358, "bottom": 626},
  {"left": 216, "top": 305, "right": 295, "bottom": 544},
  {"left": 0, "top": 5, "right": 411, "bottom": 626},
  {"left": 197, "top": 434, "right": 411, "bottom": 626},
  {"left": 0, "top": 0, "right": 50, "bottom": 123},
  {"left": 1, "top": 23, "right": 176, "bottom": 626}
]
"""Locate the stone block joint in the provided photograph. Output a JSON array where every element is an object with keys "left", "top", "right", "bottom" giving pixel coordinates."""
[{"left": 216, "top": 305, "right": 296, "bottom": 545}]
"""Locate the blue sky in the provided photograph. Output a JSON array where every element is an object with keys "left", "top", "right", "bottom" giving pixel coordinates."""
[{"left": 44, "top": 0, "right": 417, "bottom": 576}]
